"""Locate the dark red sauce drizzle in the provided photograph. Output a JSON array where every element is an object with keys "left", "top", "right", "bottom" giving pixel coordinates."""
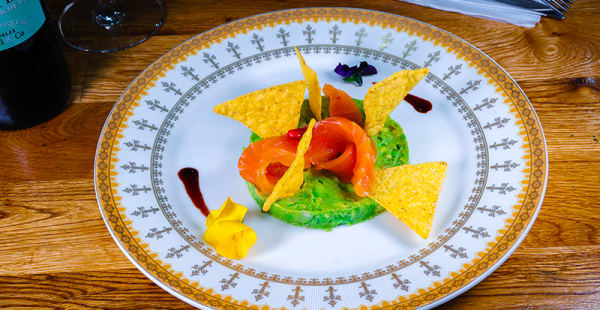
[
  {"left": 404, "top": 93, "right": 432, "bottom": 113},
  {"left": 178, "top": 168, "right": 210, "bottom": 217}
]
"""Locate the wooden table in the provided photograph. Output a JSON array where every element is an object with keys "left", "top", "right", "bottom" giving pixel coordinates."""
[{"left": 1, "top": 0, "right": 599, "bottom": 308}]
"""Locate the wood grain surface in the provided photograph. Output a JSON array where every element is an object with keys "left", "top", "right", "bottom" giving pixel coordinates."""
[{"left": 1, "top": 0, "right": 599, "bottom": 309}]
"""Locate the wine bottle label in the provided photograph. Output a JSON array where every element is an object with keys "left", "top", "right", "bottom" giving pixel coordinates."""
[{"left": 0, "top": 0, "right": 46, "bottom": 51}]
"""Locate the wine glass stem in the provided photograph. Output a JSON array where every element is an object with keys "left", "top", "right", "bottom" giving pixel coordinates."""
[{"left": 95, "top": 0, "right": 125, "bottom": 31}]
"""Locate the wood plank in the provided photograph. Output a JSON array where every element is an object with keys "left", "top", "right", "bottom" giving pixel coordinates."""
[
  {"left": 534, "top": 102, "right": 600, "bottom": 163},
  {"left": 58, "top": 0, "right": 600, "bottom": 80},
  {"left": 520, "top": 162, "right": 600, "bottom": 248},
  {"left": 157, "top": 0, "right": 600, "bottom": 81},
  {"left": 0, "top": 37, "right": 180, "bottom": 183},
  {"left": 0, "top": 179, "right": 132, "bottom": 275},
  {"left": 0, "top": 54, "right": 597, "bottom": 183},
  {"left": 0, "top": 268, "right": 192, "bottom": 309},
  {"left": 2, "top": 0, "right": 600, "bottom": 307},
  {"left": 44, "top": 0, "right": 600, "bottom": 81},
  {"left": 0, "top": 246, "right": 598, "bottom": 309},
  {"left": 520, "top": 78, "right": 600, "bottom": 104},
  {"left": 446, "top": 245, "right": 600, "bottom": 309},
  {"left": 1, "top": 160, "right": 599, "bottom": 275}
]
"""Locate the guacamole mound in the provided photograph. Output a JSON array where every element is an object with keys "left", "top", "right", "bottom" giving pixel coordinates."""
[{"left": 247, "top": 97, "right": 408, "bottom": 229}]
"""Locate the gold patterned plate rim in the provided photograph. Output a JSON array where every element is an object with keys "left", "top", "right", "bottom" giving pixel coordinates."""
[{"left": 94, "top": 7, "right": 548, "bottom": 309}]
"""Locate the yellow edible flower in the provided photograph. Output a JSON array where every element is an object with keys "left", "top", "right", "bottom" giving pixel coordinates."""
[
  {"left": 206, "top": 197, "right": 247, "bottom": 226},
  {"left": 204, "top": 221, "right": 257, "bottom": 260},
  {"left": 203, "top": 197, "right": 257, "bottom": 260}
]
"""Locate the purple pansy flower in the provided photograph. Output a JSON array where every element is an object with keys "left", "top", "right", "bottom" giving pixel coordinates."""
[{"left": 334, "top": 61, "right": 377, "bottom": 86}]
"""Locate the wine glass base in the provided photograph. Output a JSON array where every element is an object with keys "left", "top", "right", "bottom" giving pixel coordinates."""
[{"left": 59, "top": 0, "right": 165, "bottom": 53}]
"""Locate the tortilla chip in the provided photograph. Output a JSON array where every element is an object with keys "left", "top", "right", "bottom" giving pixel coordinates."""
[
  {"left": 214, "top": 80, "right": 307, "bottom": 138},
  {"left": 294, "top": 47, "right": 321, "bottom": 121},
  {"left": 263, "top": 119, "right": 316, "bottom": 211},
  {"left": 369, "top": 162, "right": 447, "bottom": 239},
  {"left": 364, "top": 68, "right": 429, "bottom": 136}
]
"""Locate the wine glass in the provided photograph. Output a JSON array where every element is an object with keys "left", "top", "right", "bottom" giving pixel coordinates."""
[{"left": 58, "top": 0, "right": 166, "bottom": 53}]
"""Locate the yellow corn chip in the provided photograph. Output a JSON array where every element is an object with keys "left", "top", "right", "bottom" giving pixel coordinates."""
[
  {"left": 263, "top": 119, "right": 316, "bottom": 211},
  {"left": 364, "top": 68, "right": 429, "bottom": 136},
  {"left": 214, "top": 80, "right": 307, "bottom": 138},
  {"left": 294, "top": 47, "right": 321, "bottom": 121},
  {"left": 369, "top": 162, "right": 447, "bottom": 239}
]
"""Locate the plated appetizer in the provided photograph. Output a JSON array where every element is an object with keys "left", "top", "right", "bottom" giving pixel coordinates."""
[{"left": 194, "top": 48, "right": 447, "bottom": 259}]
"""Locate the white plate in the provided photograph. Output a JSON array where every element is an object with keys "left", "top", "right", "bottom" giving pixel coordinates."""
[{"left": 95, "top": 8, "right": 548, "bottom": 309}]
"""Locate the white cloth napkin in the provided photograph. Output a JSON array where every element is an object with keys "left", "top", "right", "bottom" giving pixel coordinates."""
[{"left": 400, "top": 0, "right": 543, "bottom": 28}]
